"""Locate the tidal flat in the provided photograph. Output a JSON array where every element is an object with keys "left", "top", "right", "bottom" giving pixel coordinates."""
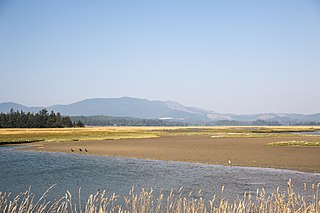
[{"left": 1, "top": 126, "right": 318, "bottom": 172}]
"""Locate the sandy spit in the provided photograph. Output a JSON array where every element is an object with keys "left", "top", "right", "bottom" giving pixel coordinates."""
[{"left": 21, "top": 135, "right": 320, "bottom": 173}]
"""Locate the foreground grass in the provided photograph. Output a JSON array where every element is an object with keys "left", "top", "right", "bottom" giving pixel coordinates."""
[
  {"left": 268, "top": 140, "right": 320, "bottom": 147},
  {"left": 0, "top": 126, "right": 319, "bottom": 144},
  {"left": 0, "top": 180, "right": 319, "bottom": 213}
]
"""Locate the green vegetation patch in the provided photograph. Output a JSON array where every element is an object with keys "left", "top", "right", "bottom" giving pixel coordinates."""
[{"left": 267, "top": 140, "right": 320, "bottom": 147}]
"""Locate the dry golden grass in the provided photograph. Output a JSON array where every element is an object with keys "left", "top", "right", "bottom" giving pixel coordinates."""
[
  {"left": 0, "top": 126, "right": 319, "bottom": 144},
  {"left": 268, "top": 140, "right": 320, "bottom": 147},
  {"left": 0, "top": 127, "right": 160, "bottom": 143},
  {"left": 0, "top": 180, "right": 319, "bottom": 213}
]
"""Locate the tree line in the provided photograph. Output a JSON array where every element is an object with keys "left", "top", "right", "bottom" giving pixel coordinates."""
[
  {"left": 206, "top": 119, "right": 320, "bottom": 126},
  {"left": 0, "top": 109, "right": 84, "bottom": 128},
  {"left": 3, "top": 109, "right": 318, "bottom": 127},
  {"left": 71, "top": 116, "right": 320, "bottom": 127},
  {"left": 70, "top": 115, "right": 186, "bottom": 126}
]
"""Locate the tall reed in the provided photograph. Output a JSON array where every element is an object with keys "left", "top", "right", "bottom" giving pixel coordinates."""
[{"left": 0, "top": 180, "right": 319, "bottom": 213}]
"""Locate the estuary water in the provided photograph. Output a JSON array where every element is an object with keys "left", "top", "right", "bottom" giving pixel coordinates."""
[
  {"left": 292, "top": 130, "right": 320, "bottom": 135},
  {"left": 0, "top": 146, "right": 319, "bottom": 202}
]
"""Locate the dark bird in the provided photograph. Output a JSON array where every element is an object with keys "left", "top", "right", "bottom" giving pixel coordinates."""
[
  {"left": 85, "top": 148, "right": 88, "bottom": 152},
  {"left": 79, "top": 148, "right": 82, "bottom": 152},
  {"left": 71, "top": 148, "right": 74, "bottom": 152}
]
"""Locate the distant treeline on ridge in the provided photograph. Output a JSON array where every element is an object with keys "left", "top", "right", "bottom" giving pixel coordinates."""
[
  {"left": 70, "top": 115, "right": 185, "bottom": 126},
  {"left": 71, "top": 115, "right": 320, "bottom": 126},
  {"left": 0, "top": 109, "right": 84, "bottom": 128},
  {"left": 1, "top": 109, "right": 319, "bottom": 128}
]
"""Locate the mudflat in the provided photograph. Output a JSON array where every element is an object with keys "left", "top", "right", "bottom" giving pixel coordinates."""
[{"left": 23, "top": 135, "right": 320, "bottom": 173}]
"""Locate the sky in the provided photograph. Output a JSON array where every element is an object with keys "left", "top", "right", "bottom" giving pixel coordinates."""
[{"left": 0, "top": 0, "right": 320, "bottom": 114}]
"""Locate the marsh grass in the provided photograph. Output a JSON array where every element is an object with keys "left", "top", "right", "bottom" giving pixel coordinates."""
[
  {"left": 268, "top": 140, "right": 320, "bottom": 147},
  {"left": 0, "top": 180, "right": 319, "bottom": 213},
  {"left": 0, "top": 126, "right": 319, "bottom": 144},
  {"left": 0, "top": 127, "right": 160, "bottom": 144},
  {"left": 210, "top": 133, "right": 294, "bottom": 138}
]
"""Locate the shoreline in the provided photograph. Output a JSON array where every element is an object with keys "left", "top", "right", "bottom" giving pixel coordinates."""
[
  {"left": 20, "top": 135, "right": 320, "bottom": 173},
  {"left": 19, "top": 147, "right": 320, "bottom": 175}
]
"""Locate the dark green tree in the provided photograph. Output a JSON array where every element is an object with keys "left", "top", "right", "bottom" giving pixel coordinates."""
[{"left": 0, "top": 109, "right": 84, "bottom": 128}]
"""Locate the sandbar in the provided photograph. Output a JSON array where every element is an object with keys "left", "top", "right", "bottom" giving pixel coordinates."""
[{"left": 22, "top": 135, "right": 320, "bottom": 173}]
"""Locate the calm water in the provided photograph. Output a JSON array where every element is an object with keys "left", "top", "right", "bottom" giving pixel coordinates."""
[
  {"left": 0, "top": 146, "right": 319, "bottom": 202},
  {"left": 292, "top": 130, "right": 320, "bottom": 135}
]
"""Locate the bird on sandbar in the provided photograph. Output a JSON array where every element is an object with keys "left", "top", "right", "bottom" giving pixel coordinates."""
[
  {"left": 79, "top": 148, "right": 82, "bottom": 152},
  {"left": 71, "top": 148, "right": 74, "bottom": 152},
  {"left": 85, "top": 148, "right": 88, "bottom": 152}
]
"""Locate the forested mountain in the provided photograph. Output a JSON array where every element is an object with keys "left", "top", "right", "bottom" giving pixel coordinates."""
[
  {"left": 0, "top": 97, "right": 211, "bottom": 121},
  {"left": 0, "top": 97, "right": 320, "bottom": 125}
]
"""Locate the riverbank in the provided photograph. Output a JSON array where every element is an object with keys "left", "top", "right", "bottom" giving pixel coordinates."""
[{"left": 22, "top": 135, "right": 320, "bottom": 173}]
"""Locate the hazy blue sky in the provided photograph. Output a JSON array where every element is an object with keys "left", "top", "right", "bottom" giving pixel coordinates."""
[{"left": 0, "top": 0, "right": 319, "bottom": 114}]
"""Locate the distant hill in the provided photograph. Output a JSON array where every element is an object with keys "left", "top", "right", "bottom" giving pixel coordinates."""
[
  {"left": 0, "top": 97, "right": 319, "bottom": 124},
  {"left": 0, "top": 102, "right": 41, "bottom": 113},
  {"left": 228, "top": 113, "right": 320, "bottom": 123},
  {"left": 0, "top": 97, "right": 211, "bottom": 121}
]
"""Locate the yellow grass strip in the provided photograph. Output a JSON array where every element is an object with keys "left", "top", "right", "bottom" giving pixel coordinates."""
[
  {"left": 1, "top": 126, "right": 319, "bottom": 144},
  {"left": 268, "top": 140, "right": 320, "bottom": 147}
]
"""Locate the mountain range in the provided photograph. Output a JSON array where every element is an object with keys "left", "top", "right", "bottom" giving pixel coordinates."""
[{"left": 0, "top": 97, "right": 320, "bottom": 123}]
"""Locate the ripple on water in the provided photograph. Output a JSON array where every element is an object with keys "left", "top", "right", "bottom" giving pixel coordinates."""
[{"left": 0, "top": 146, "right": 319, "bottom": 202}]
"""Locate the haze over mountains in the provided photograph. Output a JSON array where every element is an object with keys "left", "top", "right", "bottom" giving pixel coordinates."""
[{"left": 0, "top": 97, "right": 320, "bottom": 123}]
